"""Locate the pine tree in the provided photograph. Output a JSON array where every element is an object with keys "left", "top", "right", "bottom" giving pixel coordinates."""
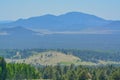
[{"left": 0, "top": 57, "right": 7, "bottom": 80}]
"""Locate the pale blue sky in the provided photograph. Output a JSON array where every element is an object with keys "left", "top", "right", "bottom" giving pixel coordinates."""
[{"left": 0, "top": 0, "right": 120, "bottom": 20}]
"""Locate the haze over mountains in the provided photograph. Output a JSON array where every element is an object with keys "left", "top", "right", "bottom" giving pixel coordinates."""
[
  {"left": 0, "top": 12, "right": 120, "bottom": 33},
  {"left": 0, "top": 12, "right": 120, "bottom": 49}
]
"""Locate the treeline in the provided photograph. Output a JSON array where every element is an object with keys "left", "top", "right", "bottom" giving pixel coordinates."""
[
  {"left": 39, "top": 65, "right": 120, "bottom": 80},
  {"left": 0, "top": 57, "right": 40, "bottom": 80},
  {"left": 1, "top": 57, "right": 120, "bottom": 80},
  {"left": 56, "top": 49, "right": 120, "bottom": 62},
  {"left": 0, "top": 49, "right": 48, "bottom": 58}
]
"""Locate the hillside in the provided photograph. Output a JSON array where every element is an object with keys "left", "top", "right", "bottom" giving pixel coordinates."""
[
  {"left": 0, "top": 26, "right": 37, "bottom": 36},
  {"left": 5, "top": 50, "right": 120, "bottom": 66},
  {"left": 6, "top": 51, "right": 81, "bottom": 66}
]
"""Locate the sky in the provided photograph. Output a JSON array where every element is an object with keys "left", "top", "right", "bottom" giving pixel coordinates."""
[{"left": 0, "top": 0, "right": 120, "bottom": 20}]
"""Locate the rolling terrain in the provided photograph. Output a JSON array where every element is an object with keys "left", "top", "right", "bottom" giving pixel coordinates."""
[
  {"left": 6, "top": 51, "right": 81, "bottom": 66},
  {"left": 4, "top": 49, "right": 120, "bottom": 66}
]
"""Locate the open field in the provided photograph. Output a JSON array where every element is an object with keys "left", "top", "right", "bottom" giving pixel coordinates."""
[{"left": 5, "top": 50, "right": 120, "bottom": 66}]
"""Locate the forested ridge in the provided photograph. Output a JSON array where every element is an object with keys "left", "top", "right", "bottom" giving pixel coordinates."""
[{"left": 0, "top": 57, "right": 120, "bottom": 80}]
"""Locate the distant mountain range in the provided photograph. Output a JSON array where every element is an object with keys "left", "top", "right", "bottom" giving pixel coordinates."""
[
  {"left": 0, "top": 12, "right": 120, "bottom": 33},
  {"left": 0, "top": 12, "right": 120, "bottom": 49}
]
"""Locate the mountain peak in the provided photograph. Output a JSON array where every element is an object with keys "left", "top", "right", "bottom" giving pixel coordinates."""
[
  {"left": 63, "top": 12, "right": 87, "bottom": 15},
  {"left": 59, "top": 12, "right": 105, "bottom": 20}
]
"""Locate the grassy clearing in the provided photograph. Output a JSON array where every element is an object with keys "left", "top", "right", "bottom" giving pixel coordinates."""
[
  {"left": 6, "top": 51, "right": 81, "bottom": 66},
  {"left": 5, "top": 51, "right": 120, "bottom": 66}
]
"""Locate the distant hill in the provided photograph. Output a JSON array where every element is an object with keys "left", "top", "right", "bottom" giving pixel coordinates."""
[
  {"left": 0, "top": 26, "right": 37, "bottom": 36},
  {"left": 0, "top": 12, "right": 120, "bottom": 33},
  {"left": 5, "top": 50, "right": 120, "bottom": 66},
  {"left": 0, "top": 12, "right": 116, "bottom": 31},
  {"left": 6, "top": 51, "right": 81, "bottom": 66}
]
